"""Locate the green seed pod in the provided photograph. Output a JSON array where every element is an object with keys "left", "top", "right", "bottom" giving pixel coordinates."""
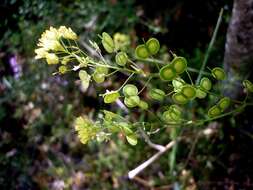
[
  {"left": 172, "top": 77, "right": 185, "bottom": 92},
  {"left": 146, "top": 38, "right": 160, "bottom": 55},
  {"left": 159, "top": 65, "right": 177, "bottom": 81},
  {"left": 115, "top": 52, "right": 128, "bottom": 66},
  {"left": 162, "top": 105, "right": 181, "bottom": 123},
  {"left": 200, "top": 77, "right": 212, "bottom": 91},
  {"left": 169, "top": 105, "right": 182, "bottom": 121},
  {"left": 92, "top": 72, "right": 105, "bottom": 83},
  {"left": 208, "top": 105, "right": 221, "bottom": 118},
  {"left": 181, "top": 85, "right": 196, "bottom": 99},
  {"left": 243, "top": 80, "right": 253, "bottom": 93},
  {"left": 138, "top": 100, "right": 149, "bottom": 110},
  {"left": 217, "top": 97, "right": 230, "bottom": 111},
  {"left": 196, "top": 87, "right": 207, "bottom": 99},
  {"left": 124, "top": 95, "right": 140, "bottom": 108},
  {"left": 123, "top": 84, "right": 138, "bottom": 97},
  {"left": 79, "top": 70, "right": 89, "bottom": 81},
  {"left": 162, "top": 110, "right": 173, "bottom": 123},
  {"left": 103, "top": 91, "right": 120, "bottom": 104},
  {"left": 172, "top": 92, "right": 188, "bottom": 104},
  {"left": 102, "top": 32, "right": 115, "bottom": 53},
  {"left": 148, "top": 88, "right": 165, "bottom": 101},
  {"left": 96, "top": 66, "right": 109, "bottom": 75},
  {"left": 135, "top": 44, "right": 149, "bottom": 59},
  {"left": 211, "top": 67, "right": 226, "bottom": 80},
  {"left": 171, "top": 57, "right": 187, "bottom": 74}
]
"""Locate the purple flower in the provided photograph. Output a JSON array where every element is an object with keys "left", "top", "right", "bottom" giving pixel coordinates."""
[{"left": 9, "top": 55, "right": 22, "bottom": 79}]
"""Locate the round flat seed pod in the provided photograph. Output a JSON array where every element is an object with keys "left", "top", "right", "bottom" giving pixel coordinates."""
[
  {"left": 211, "top": 67, "right": 226, "bottom": 80},
  {"left": 162, "top": 110, "right": 173, "bottom": 123},
  {"left": 159, "top": 65, "right": 177, "bottom": 81},
  {"left": 208, "top": 105, "right": 221, "bottom": 118},
  {"left": 200, "top": 77, "right": 212, "bottom": 91},
  {"left": 181, "top": 85, "right": 196, "bottom": 99},
  {"left": 196, "top": 87, "right": 207, "bottom": 99},
  {"left": 96, "top": 66, "right": 109, "bottom": 75},
  {"left": 171, "top": 57, "right": 187, "bottom": 74},
  {"left": 138, "top": 100, "right": 148, "bottom": 110},
  {"left": 172, "top": 92, "right": 188, "bottom": 104},
  {"left": 124, "top": 95, "right": 140, "bottom": 108},
  {"left": 135, "top": 44, "right": 149, "bottom": 59},
  {"left": 102, "top": 32, "right": 115, "bottom": 53},
  {"left": 218, "top": 97, "right": 230, "bottom": 111},
  {"left": 243, "top": 80, "right": 253, "bottom": 93},
  {"left": 123, "top": 84, "right": 138, "bottom": 97},
  {"left": 92, "top": 72, "right": 105, "bottom": 83},
  {"left": 148, "top": 88, "right": 165, "bottom": 101},
  {"left": 103, "top": 91, "right": 120, "bottom": 104},
  {"left": 115, "top": 52, "right": 128, "bottom": 66},
  {"left": 146, "top": 38, "right": 160, "bottom": 55}
]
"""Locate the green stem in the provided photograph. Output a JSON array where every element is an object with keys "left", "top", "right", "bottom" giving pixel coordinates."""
[{"left": 196, "top": 8, "right": 223, "bottom": 85}]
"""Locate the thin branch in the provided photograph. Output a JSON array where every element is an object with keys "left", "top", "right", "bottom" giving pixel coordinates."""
[
  {"left": 138, "top": 127, "right": 166, "bottom": 151},
  {"left": 128, "top": 139, "right": 180, "bottom": 179},
  {"left": 196, "top": 8, "right": 224, "bottom": 85}
]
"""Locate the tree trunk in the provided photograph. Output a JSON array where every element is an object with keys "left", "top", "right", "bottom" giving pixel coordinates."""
[{"left": 223, "top": 0, "right": 253, "bottom": 99}]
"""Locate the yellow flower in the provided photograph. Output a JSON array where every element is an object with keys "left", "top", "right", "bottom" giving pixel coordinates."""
[
  {"left": 38, "top": 38, "right": 63, "bottom": 51},
  {"left": 75, "top": 116, "right": 99, "bottom": 144},
  {"left": 35, "top": 48, "right": 48, "bottom": 59},
  {"left": 37, "top": 27, "right": 64, "bottom": 51},
  {"left": 46, "top": 53, "right": 59, "bottom": 64},
  {"left": 58, "top": 26, "right": 77, "bottom": 40}
]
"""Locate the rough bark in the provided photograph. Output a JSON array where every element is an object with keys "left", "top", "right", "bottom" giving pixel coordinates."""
[{"left": 224, "top": 0, "right": 253, "bottom": 98}]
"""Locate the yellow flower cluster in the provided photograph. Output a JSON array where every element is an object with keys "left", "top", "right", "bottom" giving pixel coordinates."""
[
  {"left": 35, "top": 26, "right": 77, "bottom": 65},
  {"left": 74, "top": 116, "right": 99, "bottom": 144}
]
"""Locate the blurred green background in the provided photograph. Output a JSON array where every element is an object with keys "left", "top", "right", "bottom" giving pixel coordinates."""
[{"left": 1, "top": 0, "right": 253, "bottom": 189}]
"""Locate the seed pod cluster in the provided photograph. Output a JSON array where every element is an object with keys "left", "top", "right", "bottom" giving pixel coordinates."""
[
  {"left": 162, "top": 105, "right": 182, "bottom": 123},
  {"left": 160, "top": 57, "right": 187, "bottom": 81},
  {"left": 196, "top": 77, "right": 212, "bottom": 99},
  {"left": 172, "top": 85, "right": 196, "bottom": 104},
  {"left": 135, "top": 38, "right": 160, "bottom": 59},
  {"left": 208, "top": 97, "right": 230, "bottom": 118}
]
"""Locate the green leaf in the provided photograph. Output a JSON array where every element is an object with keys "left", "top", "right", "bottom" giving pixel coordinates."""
[{"left": 126, "top": 133, "right": 138, "bottom": 146}]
